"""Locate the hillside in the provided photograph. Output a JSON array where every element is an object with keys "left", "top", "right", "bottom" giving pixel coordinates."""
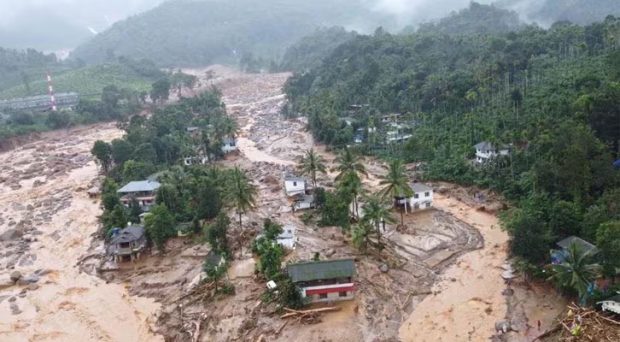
[
  {"left": 70, "top": 0, "right": 392, "bottom": 67},
  {"left": 279, "top": 27, "right": 359, "bottom": 72},
  {"left": 0, "top": 58, "right": 164, "bottom": 100},
  {"left": 0, "top": 48, "right": 70, "bottom": 95},
  {"left": 418, "top": 2, "right": 522, "bottom": 35},
  {"left": 498, "top": 0, "right": 620, "bottom": 26},
  {"left": 285, "top": 16, "right": 620, "bottom": 264}
]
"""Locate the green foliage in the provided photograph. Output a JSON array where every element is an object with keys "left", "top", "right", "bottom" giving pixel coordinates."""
[
  {"left": 548, "top": 242, "right": 601, "bottom": 302},
  {"left": 225, "top": 167, "right": 257, "bottom": 229},
  {"left": 280, "top": 27, "right": 358, "bottom": 72},
  {"left": 206, "top": 213, "right": 231, "bottom": 257},
  {"left": 297, "top": 148, "right": 327, "bottom": 188},
  {"left": 318, "top": 190, "right": 351, "bottom": 230},
  {"left": 595, "top": 221, "right": 620, "bottom": 276},
  {"left": 111, "top": 139, "right": 134, "bottom": 165},
  {"left": 91, "top": 140, "right": 112, "bottom": 173},
  {"left": 46, "top": 111, "right": 72, "bottom": 129},
  {"left": 102, "top": 204, "right": 128, "bottom": 232},
  {"left": 352, "top": 221, "right": 373, "bottom": 253},
  {"left": 254, "top": 239, "right": 285, "bottom": 280},
  {"left": 144, "top": 204, "right": 177, "bottom": 251},
  {"left": 278, "top": 277, "right": 305, "bottom": 309},
  {"left": 262, "top": 219, "right": 284, "bottom": 241},
  {"left": 150, "top": 78, "right": 170, "bottom": 104},
  {"left": 418, "top": 2, "right": 521, "bottom": 36}
]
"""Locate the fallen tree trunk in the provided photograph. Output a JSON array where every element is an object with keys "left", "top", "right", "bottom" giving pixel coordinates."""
[{"left": 280, "top": 306, "right": 341, "bottom": 319}]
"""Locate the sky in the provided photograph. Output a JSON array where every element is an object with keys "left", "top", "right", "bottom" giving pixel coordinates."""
[{"left": 0, "top": 0, "right": 165, "bottom": 50}]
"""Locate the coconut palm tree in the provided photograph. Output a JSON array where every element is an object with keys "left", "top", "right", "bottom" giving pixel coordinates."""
[
  {"left": 379, "top": 159, "right": 413, "bottom": 227},
  {"left": 352, "top": 221, "right": 373, "bottom": 253},
  {"left": 225, "top": 166, "right": 257, "bottom": 229},
  {"left": 549, "top": 242, "right": 601, "bottom": 303},
  {"left": 297, "top": 148, "right": 327, "bottom": 188},
  {"left": 338, "top": 171, "right": 364, "bottom": 220},
  {"left": 334, "top": 147, "right": 367, "bottom": 182},
  {"left": 362, "top": 194, "right": 396, "bottom": 244}
]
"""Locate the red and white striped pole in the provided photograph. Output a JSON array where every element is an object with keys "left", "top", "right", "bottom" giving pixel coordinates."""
[{"left": 46, "top": 71, "right": 57, "bottom": 111}]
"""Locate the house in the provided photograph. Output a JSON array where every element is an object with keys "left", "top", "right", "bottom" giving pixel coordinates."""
[
  {"left": 386, "top": 123, "right": 412, "bottom": 144},
  {"left": 353, "top": 128, "right": 365, "bottom": 144},
  {"left": 284, "top": 174, "right": 307, "bottom": 197},
  {"left": 117, "top": 180, "right": 161, "bottom": 212},
  {"left": 221, "top": 137, "right": 237, "bottom": 154},
  {"left": 474, "top": 141, "right": 510, "bottom": 163},
  {"left": 598, "top": 294, "right": 620, "bottom": 314},
  {"left": 277, "top": 224, "right": 297, "bottom": 249},
  {"left": 551, "top": 236, "right": 599, "bottom": 264},
  {"left": 293, "top": 194, "right": 315, "bottom": 212},
  {"left": 183, "top": 156, "right": 209, "bottom": 166},
  {"left": 380, "top": 113, "right": 402, "bottom": 124},
  {"left": 186, "top": 126, "right": 200, "bottom": 138},
  {"left": 286, "top": 258, "right": 356, "bottom": 304},
  {"left": 108, "top": 225, "right": 147, "bottom": 262},
  {"left": 397, "top": 182, "right": 433, "bottom": 212}
]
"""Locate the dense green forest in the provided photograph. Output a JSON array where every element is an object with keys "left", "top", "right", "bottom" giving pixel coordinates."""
[
  {"left": 416, "top": 2, "right": 522, "bottom": 35},
  {"left": 70, "top": 0, "right": 393, "bottom": 67},
  {"left": 279, "top": 27, "right": 358, "bottom": 72},
  {"left": 284, "top": 5, "right": 620, "bottom": 269},
  {"left": 0, "top": 48, "right": 69, "bottom": 94}
]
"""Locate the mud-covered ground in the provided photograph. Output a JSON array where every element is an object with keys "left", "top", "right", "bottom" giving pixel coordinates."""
[{"left": 1, "top": 66, "right": 565, "bottom": 342}]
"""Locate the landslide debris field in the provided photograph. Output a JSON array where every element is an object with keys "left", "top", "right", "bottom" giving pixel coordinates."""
[{"left": 0, "top": 66, "right": 562, "bottom": 342}]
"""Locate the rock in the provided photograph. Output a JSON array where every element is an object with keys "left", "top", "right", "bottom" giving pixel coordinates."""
[
  {"left": 379, "top": 264, "right": 389, "bottom": 273},
  {"left": 324, "top": 248, "right": 336, "bottom": 257},
  {"left": 8, "top": 296, "right": 16, "bottom": 302},
  {"left": 502, "top": 288, "right": 515, "bottom": 296},
  {"left": 35, "top": 269, "right": 52, "bottom": 276},
  {"left": 0, "top": 278, "right": 15, "bottom": 290},
  {"left": 17, "top": 274, "right": 39, "bottom": 285},
  {"left": 27, "top": 283, "right": 39, "bottom": 291},
  {"left": 10, "top": 271, "right": 22, "bottom": 282},
  {"left": 0, "top": 229, "right": 22, "bottom": 241},
  {"left": 495, "top": 320, "right": 511, "bottom": 334}
]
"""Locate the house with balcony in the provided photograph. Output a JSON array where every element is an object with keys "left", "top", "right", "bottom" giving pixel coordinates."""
[
  {"left": 474, "top": 141, "right": 510, "bottom": 164},
  {"left": 108, "top": 225, "right": 147, "bottom": 262},
  {"left": 286, "top": 258, "right": 356, "bottom": 304},
  {"left": 117, "top": 180, "right": 161, "bottom": 212},
  {"left": 397, "top": 182, "right": 434, "bottom": 212}
]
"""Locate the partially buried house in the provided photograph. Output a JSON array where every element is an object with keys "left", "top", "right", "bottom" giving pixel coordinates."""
[
  {"left": 108, "top": 225, "right": 147, "bottom": 262},
  {"left": 287, "top": 258, "right": 356, "bottom": 304},
  {"left": 117, "top": 180, "right": 161, "bottom": 212}
]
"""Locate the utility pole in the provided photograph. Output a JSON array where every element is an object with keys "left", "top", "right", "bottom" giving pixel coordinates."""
[{"left": 46, "top": 71, "right": 57, "bottom": 112}]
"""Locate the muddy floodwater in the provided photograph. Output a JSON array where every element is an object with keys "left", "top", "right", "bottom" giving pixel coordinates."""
[{"left": 0, "top": 124, "right": 163, "bottom": 341}]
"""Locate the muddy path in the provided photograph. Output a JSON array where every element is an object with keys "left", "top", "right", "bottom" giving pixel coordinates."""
[{"left": 0, "top": 123, "right": 163, "bottom": 342}]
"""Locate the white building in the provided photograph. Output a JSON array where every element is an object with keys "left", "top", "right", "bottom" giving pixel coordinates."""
[
  {"left": 183, "top": 156, "right": 209, "bottom": 166},
  {"left": 117, "top": 180, "right": 161, "bottom": 212},
  {"left": 287, "top": 259, "right": 356, "bottom": 304},
  {"left": 398, "top": 182, "right": 433, "bottom": 212},
  {"left": 284, "top": 174, "right": 307, "bottom": 197},
  {"left": 276, "top": 224, "right": 298, "bottom": 249},
  {"left": 474, "top": 141, "right": 510, "bottom": 163},
  {"left": 221, "top": 137, "right": 238, "bottom": 154},
  {"left": 293, "top": 194, "right": 315, "bottom": 211}
]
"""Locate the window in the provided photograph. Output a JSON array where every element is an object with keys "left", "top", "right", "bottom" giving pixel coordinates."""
[
  {"left": 339, "top": 291, "right": 348, "bottom": 297},
  {"left": 425, "top": 192, "right": 430, "bottom": 197},
  {"left": 319, "top": 293, "right": 328, "bottom": 299},
  {"left": 293, "top": 181, "right": 297, "bottom": 186},
  {"left": 414, "top": 194, "right": 419, "bottom": 199}
]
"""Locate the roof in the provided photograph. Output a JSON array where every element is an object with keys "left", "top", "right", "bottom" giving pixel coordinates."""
[
  {"left": 557, "top": 236, "right": 598, "bottom": 254},
  {"left": 205, "top": 251, "right": 224, "bottom": 267},
  {"left": 279, "top": 224, "right": 296, "bottom": 240},
  {"left": 295, "top": 194, "right": 314, "bottom": 204},
  {"left": 287, "top": 258, "right": 355, "bottom": 283},
  {"left": 284, "top": 174, "right": 305, "bottom": 182},
  {"left": 117, "top": 180, "right": 161, "bottom": 193},
  {"left": 110, "top": 225, "right": 145, "bottom": 245},
  {"left": 186, "top": 126, "right": 199, "bottom": 132},
  {"left": 411, "top": 183, "right": 432, "bottom": 193},
  {"left": 222, "top": 137, "right": 235, "bottom": 144},
  {"left": 475, "top": 141, "right": 510, "bottom": 151}
]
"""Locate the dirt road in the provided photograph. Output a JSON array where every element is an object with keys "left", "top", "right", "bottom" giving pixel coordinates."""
[{"left": 0, "top": 123, "right": 163, "bottom": 341}]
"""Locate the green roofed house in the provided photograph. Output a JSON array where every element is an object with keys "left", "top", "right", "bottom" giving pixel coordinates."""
[{"left": 286, "top": 258, "right": 356, "bottom": 304}]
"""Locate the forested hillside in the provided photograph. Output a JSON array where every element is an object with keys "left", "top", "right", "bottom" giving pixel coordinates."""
[
  {"left": 279, "top": 27, "right": 358, "bottom": 72},
  {"left": 71, "top": 0, "right": 392, "bottom": 67},
  {"left": 417, "top": 2, "right": 522, "bottom": 35},
  {"left": 0, "top": 48, "right": 69, "bottom": 95},
  {"left": 498, "top": 0, "right": 620, "bottom": 26},
  {"left": 285, "top": 13, "right": 620, "bottom": 266}
]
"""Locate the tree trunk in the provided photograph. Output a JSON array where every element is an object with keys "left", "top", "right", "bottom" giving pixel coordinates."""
[
  {"left": 238, "top": 212, "right": 242, "bottom": 230},
  {"left": 375, "top": 221, "right": 381, "bottom": 244}
]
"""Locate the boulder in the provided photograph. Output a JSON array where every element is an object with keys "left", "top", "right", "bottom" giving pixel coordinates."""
[
  {"left": 0, "top": 229, "right": 21, "bottom": 241},
  {"left": 9, "top": 271, "right": 22, "bottom": 283},
  {"left": 495, "top": 320, "right": 511, "bottom": 334},
  {"left": 379, "top": 264, "right": 389, "bottom": 273}
]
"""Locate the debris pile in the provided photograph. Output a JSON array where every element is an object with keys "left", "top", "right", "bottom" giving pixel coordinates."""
[{"left": 537, "top": 304, "right": 620, "bottom": 341}]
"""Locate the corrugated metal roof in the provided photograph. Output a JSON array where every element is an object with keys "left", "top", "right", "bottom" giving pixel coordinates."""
[
  {"left": 117, "top": 180, "right": 161, "bottom": 193},
  {"left": 110, "top": 225, "right": 145, "bottom": 245},
  {"left": 557, "top": 236, "right": 598, "bottom": 254},
  {"left": 287, "top": 259, "right": 355, "bottom": 283},
  {"left": 411, "top": 183, "right": 432, "bottom": 193}
]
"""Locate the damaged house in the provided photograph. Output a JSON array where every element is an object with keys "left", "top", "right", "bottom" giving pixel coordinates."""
[
  {"left": 117, "top": 180, "right": 161, "bottom": 212},
  {"left": 286, "top": 258, "right": 356, "bottom": 304},
  {"left": 108, "top": 225, "right": 147, "bottom": 262}
]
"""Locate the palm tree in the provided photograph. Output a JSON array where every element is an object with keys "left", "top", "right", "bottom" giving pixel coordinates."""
[
  {"left": 549, "top": 242, "right": 601, "bottom": 303},
  {"left": 298, "top": 148, "right": 327, "bottom": 188},
  {"left": 362, "top": 195, "right": 396, "bottom": 245},
  {"left": 339, "top": 171, "right": 364, "bottom": 219},
  {"left": 379, "top": 159, "right": 413, "bottom": 227},
  {"left": 225, "top": 166, "right": 257, "bottom": 229},
  {"left": 334, "top": 147, "right": 367, "bottom": 182},
  {"left": 352, "top": 221, "right": 373, "bottom": 253}
]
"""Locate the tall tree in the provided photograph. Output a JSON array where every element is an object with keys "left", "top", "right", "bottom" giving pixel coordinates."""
[
  {"left": 297, "top": 148, "right": 327, "bottom": 188},
  {"left": 144, "top": 204, "right": 176, "bottom": 251},
  {"left": 549, "top": 242, "right": 601, "bottom": 303},
  {"left": 362, "top": 195, "right": 396, "bottom": 244},
  {"left": 225, "top": 167, "right": 257, "bottom": 229},
  {"left": 379, "top": 159, "right": 413, "bottom": 226},
  {"left": 334, "top": 147, "right": 367, "bottom": 181},
  {"left": 91, "top": 140, "right": 112, "bottom": 173}
]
